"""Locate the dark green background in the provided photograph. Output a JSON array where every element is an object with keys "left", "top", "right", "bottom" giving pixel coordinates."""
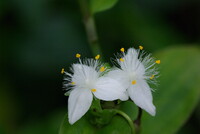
[{"left": 0, "top": 0, "right": 200, "bottom": 134}]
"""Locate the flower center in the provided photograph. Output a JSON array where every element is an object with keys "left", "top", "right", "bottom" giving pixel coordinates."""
[
  {"left": 131, "top": 80, "right": 136, "bottom": 85},
  {"left": 71, "top": 82, "right": 75, "bottom": 85},
  {"left": 91, "top": 89, "right": 97, "bottom": 92},
  {"left": 100, "top": 66, "right": 105, "bottom": 72}
]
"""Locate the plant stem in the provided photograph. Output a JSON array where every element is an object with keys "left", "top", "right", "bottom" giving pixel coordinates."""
[
  {"left": 115, "top": 109, "right": 135, "bottom": 134},
  {"left": 78, "top": 0, "right": 103, "bottom": 57},
  {"left": 134, "top": 107, "right": 142, "bottom": 134}
]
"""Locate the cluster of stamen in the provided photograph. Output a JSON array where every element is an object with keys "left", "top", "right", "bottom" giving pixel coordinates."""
[
  {"left": 61, "top": 68, "right": 65, "bottom": 74},
  {"left": 131, "top": 80, "right": 137, "bottom": 85},
  {"left": 61, "top": 47, "right": 160, "bottom": 88},
  {"left": 118, "top": 46, "right": 161, "bottom": 85},
  {"left": 100, "top": 66, "right": 105, "bottom": 72},
  {"left": 71, "top": 82, "right": 75, "bottom": 85},
  {"left": 150, "top": 75, "right": 155, "bottom": 80},
  {"left": 95, "top": 54, "right": 100, "bottom": 60},
  {"left": 91, "top": 88, "right": 97, "bottom": 92},
  {"left": 139, "top": 46, "right": 143, "bottom": 50},
  {"left": 155, "top": 60, "right": 160, "bottom": 64},
  {"left": 120, "top": 58, "right": 124, "bottom": 62},
  {"left": 76, "top": 53, "right": 81, "bottom": 58}
]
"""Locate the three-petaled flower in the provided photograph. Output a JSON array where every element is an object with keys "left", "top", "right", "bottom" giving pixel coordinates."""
[
  {"left": 62, "top": 54, "right": 128, "bottom": 124},
  {"left": 107, "top": 47, "right": 160, "bottom": 116}
]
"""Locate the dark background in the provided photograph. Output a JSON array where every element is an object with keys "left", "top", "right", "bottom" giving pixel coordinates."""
[{"left": 0, "top": 0, "right": 200, "bottom": 134}]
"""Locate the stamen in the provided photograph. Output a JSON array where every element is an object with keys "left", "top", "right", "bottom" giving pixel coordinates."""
[
  {"left": 120, "top": 58, "right": 124, "bottom": 62},
  {"left": 139, "top": 46, "right": 143, "bottom": 50},
  {"left": 71, "top": 82, "right": 75, "bottom": 85},
  {"left": 95, "top": 54, "right": 100, "bottom": 60},
  {"left": 155, "top": 60, "right": 161, "bottom": 64},
  {"left": 100, "top": 66, "right": 105, "bottom": 72},
  {"left": 150, "top": 75, "right": 155, "bottom": 80},
  {"left": 76, "top": 53, "right": 81, "bottom": 58},
  {"left": 91, "top": 89, "right": 97, "bottom": 92},
  {"left": 61, "top": 68, "right": 65, "bottom": 74},
  {"left": 120, "top": 48, "right": 125, "bottom": 52},
  {"left": 131, "top": 80, "right": 136, "bottom": 85}
]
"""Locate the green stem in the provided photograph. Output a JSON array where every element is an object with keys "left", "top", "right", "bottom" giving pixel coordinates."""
[
  {"left": 78, "top": 0, "right": 103, "bottom": 57},
  {"left": 91, "top": 98, "right": 102, "bottom": 111},
  {"left": 134, "top": 107, "right": 143, "bottom": 134},
  {"left": 114, "top": 109, "right": 135, "bottom": 134}
]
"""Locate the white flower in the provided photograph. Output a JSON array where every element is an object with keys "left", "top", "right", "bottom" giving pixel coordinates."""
[
  {"left": 107, "top": 47, "right": 160, "bottom": 116},
  {"left": 62, "top": 54, "right": 128, "bottom": 124}
]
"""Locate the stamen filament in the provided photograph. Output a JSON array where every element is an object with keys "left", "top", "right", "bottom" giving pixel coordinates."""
[
  {"left": 120, "top": 58, "right": 124, "bottom": 62},
  {"left": 120, "top": 48, "right": 125, "bottom": 52},
  {"left": 91, "top": 89, "right": 97, "bottom": 92},
  {"left": 132, "top": 80, "right": 137, "bottom": 85},
  {"left": 76, "top": 53, "right": 81, "bottom": 58},
  {"left": 95, "top": 54, "right": 100, "bottom": 60},
  {"left": 100, "top": 66, "right": 105, "bottom": 72},
  {"left": 71, "top": 82, "right": 75, "bottom": 85},
  {"left": 139, "top": 46, "right": 143, "bottom": 50},
  {"left": 155, "top": 60, "right": 160, "bottom": 64},
  {"left": 61, "top": 68, "right": 65, "bottom": 74},
  {"left": 150, "top": 75, "right": 155, "bottom": 80}
]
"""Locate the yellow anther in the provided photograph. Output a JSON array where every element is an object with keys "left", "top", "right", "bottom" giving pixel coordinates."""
[
  {"left": 139, "top": 46, "right": 143, "bottom": 50},
  {"left": 150, "top": 75, "right": 155, "bottom": 80},
  {"left": 95, "top": 54, "right": 100, "bottom": 60},
  {"left": 76, "top": 53, "right": 81, "bottom": 58},
  {"left": 120, "top": 48, "right": 125, "bottom": 52},
  {"left": 71, "top": 82, "right": 75, "bottom": 85},
  {"left": 155, "top": 60, "right": 161, "bottom": 64},
  {"left": 91, "top": 89, "right": 97, "bottom": 92},
  {"left": 61, "top": 68, "right": 65, "bottom": 74},
  {"left": 100, "top": 66, "right": 105, "bottom": 72},
  {"left": 120, "top": 58, "right": 124, "bottom": 62},
  {"left": 131, "top": 80, "right": 137, "bottom": 85}
]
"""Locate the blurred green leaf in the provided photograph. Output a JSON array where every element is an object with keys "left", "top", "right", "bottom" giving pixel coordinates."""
[
  {"left": 118, "top": 101, "right": 138, "bottom": 120},
  {"left": 89, "top": 109, "right": 117, "bottom": 127},
  {"left": 59, "top": 112, "right": 131, "bottom": 134},
  {"left": 90, "top": 0, "right": 118, "bottom": 14},
  {"left": 141, "top": 46, "right": 200, "bottom": 134},
  {"left": 59, "top": 100, "right": 132, "bottom": 134},
  {"left": 96, "top": 115, "right": 131, "bottom": 134},
  {"left": 59, "top": 113, "right": 95, "bottom": 134}
]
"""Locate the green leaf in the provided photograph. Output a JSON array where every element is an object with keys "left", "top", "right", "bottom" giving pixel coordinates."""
[
  {"left": 59, "top": 113, "right": 95, "bottom": 134},
  {"left": 118, "top": 101, "right": 138, "bottom": 120},
  {"left": 96, "top": 115, "right": 131, "bottom": 134},
  {"left": 90, "top": 0, "right": 118, "bottom": 14},
  {"left": 140, "top": 46, "right": 200, "bottom": 134},
  {"left": 59, "top": 112, "right": 132, "bottom": 134}
]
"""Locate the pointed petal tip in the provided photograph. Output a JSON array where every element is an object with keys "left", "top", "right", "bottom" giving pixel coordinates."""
[
  {"left": 68, "top": 89, "right": 93, "bottom": 126},
  {"left": 68, "top": 113, "right": 76, "bottom": 125},
  {"left": 68, "top": 119, "right": 75, "bottom": 125},
  {"left": 148, "top": 105, "right": 156, "bottom": 116},
  {"left": 150, "top": 110, "right": 156, "bottom": 116}
]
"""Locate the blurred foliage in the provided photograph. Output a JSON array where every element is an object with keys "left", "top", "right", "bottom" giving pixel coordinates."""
[
  {"left": 141, "top": 46, "right": 200, "bottom": 134},
  {"left": 90, "top": 0, "right": 118, "bottom": 14},
  {"left": 0, "top": 0, "right": 200, "bottom": 134}
]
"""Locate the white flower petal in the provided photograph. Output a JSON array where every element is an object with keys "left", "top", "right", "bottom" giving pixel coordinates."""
[
  {"left": 72, "top": 64, "right": 98, "bottom": 88},
  {"left": 128, "top": 80, "right": 156, "bottom": 116},
  {"left": 68, "top": 88, "right": 93, "bottom": 124},
  {"left": 106, "top": 69, "right": 130, "bottom": 89},
  {"left": 93, "top": 77, "right": 128, "bottom": 101}
]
